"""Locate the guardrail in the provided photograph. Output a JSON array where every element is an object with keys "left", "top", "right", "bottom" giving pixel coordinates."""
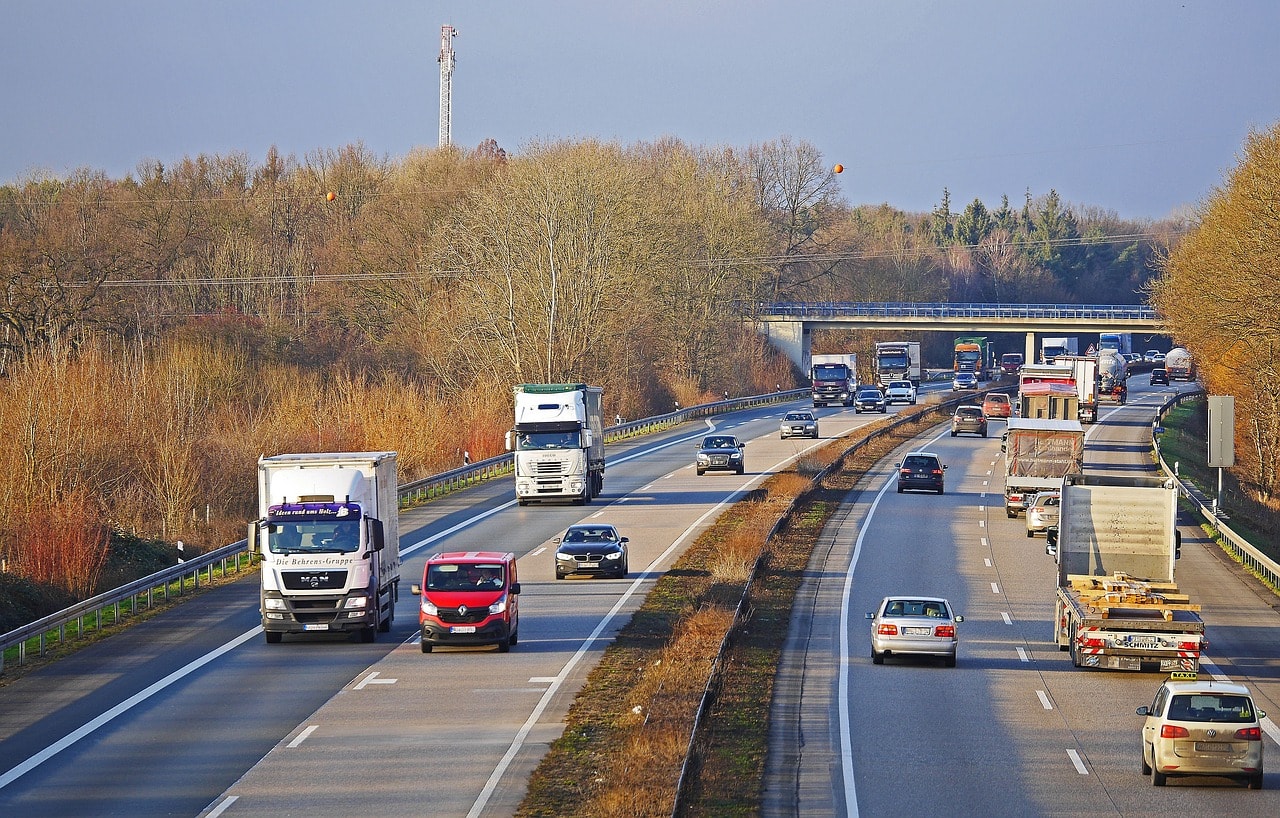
[
  {"left": 1153, "top": 390, "right": 1280, "bottom": 591},
  {"left": 756, "top": 301, "right": 1157, "bottom": 320},
  {"left": 1, "top": 388, "right": 809, "bottom": 674}
]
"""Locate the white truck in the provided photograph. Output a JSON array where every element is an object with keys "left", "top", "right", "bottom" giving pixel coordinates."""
[
  {"left": 250, "top": 452, "right": 400, "bottom": 644},
  {"left": 1053, "top": 355, "right": 1100, "bottom": 423},
  {"left": 1003, "top": 417, "right": 1085, "bottom": 518},
  {"left": 1096, "top": 348, "right": 1128, "bottom": 404},
  {"left": 1041, "top": 336, "right": 1078, "bottom": 363},
  {"left": 1050, "top": 474, "right": 1204, "bottom": 672},
  {"left": 873, "top": 341, "right": 922, "bottom": 388},
  {"left": 810, "top": 353, "right": 858, "bottom": 407},
  {"left": 509, "top": 383, "right": 605, "bottom": 505}
]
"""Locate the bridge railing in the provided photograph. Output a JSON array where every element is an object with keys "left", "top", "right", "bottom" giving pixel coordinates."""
[
  {"left": 754, "top": 301, "right": 1156, "bottom": 320},
  {"left": 1, "top": 388, "right": 809, "bottom": 673}
]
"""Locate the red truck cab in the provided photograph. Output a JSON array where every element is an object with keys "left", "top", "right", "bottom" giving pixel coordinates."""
[{"left": 412, "top": 551, "right": 520, "bottom": 653}]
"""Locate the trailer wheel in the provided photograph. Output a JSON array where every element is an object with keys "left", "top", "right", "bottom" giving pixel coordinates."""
[
  {"left": 378, "top": 607, "right": 392, "bottom": 632},
  {"left": 265, "top": 631, "right": 282, "bottom": 644}
]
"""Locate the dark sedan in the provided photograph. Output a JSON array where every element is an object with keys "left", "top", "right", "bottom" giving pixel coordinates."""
[
  {"left": 853, "top": 387, "right": 887, "bottom": 414},
  {"left": 554, "top": 523, "right": 629, "bottom": 579}
]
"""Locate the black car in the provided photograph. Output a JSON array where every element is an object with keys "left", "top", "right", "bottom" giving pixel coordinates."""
[
  {"left": 1150, "top": 368, "right": 1169, "bottom": 385},
  {"left": 853, "top": 387, "right": 887, "bottom": 414},
  {"left": 897, "top": 451, "right": 946, "bottom": 494},
  {"left": 696, "top": 435, "right": 746, "bottom": 475},
  {"left": 554, "top": 523, "right": 629, "bottom": 579}
]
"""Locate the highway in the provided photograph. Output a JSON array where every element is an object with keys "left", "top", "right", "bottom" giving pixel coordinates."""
[
  {"left": 766, "top": 375, "right": 1280, "bottom": 815},
  {"left": 0, "top": 391, "right": 922, "bottom": 817}
]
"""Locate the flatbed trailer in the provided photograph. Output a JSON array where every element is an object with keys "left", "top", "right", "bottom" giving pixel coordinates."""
[{"left": 1055, "top": 573, "right": 1204, "bottom": 671}]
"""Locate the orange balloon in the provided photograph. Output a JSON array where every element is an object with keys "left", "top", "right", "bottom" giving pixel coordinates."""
[
  {"left": 326, "top": 191, "right": 336, "bottom": 201},
  {"left": 833, "top": 164, "right": 844, "bottom": 174}
]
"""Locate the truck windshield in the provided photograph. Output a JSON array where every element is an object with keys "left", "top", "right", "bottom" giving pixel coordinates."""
[
  {"left": 517, "top": 430, "right": 581, "bottom": 450},
  {"left": 877, "top": 353, "right": 908, "bottom": 368},
  {"left": 812, "top": 365, "right": 849, "bottom": 380},
  {"left": 267, "top": 520, "right": 361, "bottom": 554}
]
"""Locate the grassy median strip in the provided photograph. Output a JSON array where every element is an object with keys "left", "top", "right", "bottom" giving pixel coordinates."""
[{"left": 517, "top": 404, "right": 952, "bottom": 817}]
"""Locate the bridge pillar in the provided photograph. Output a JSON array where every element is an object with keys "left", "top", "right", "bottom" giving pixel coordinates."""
[
  {"left": 756, "top": 320, "right": 810, "bottom": 373},
  {"left": 1025, "top": 332, "right": 1036, "bottom": 365}
]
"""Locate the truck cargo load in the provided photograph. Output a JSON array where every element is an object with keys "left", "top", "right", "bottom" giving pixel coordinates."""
[
  {"left": 1051, "top": 475, "right": 1203, "bottom": 672},
  {"left": 251, "top": 451, "right": 400, "bottom": 644},
  {"left": 1003, "top": 418, "right": 1084, "bottom": 517}
]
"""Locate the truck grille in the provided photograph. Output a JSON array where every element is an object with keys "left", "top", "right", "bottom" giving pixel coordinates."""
[
  {"left": 286, "top": 597, "right": 343, "bottom": 624},
  {"left": 533, "top": 461, "right": 565, "bottom": 475},
  {"left": 282, "top": 571, "right": 349, "bottom": 591}
]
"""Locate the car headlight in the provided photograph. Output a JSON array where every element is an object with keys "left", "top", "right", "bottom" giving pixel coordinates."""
[
  {"left": 556, "top": 551, "right": 575, "bottom": 561},
  {"left": 730, "top": 452, "right": 743, "bottom": 460},
  {"left": 605, "top": 551, "right": 623, "bottom": 560},
  {"left": 697, "top": 454, "right": 710, "bottom": 463},
  {"left": 488, "top": 595, "right": 509, "bottom": 615}
]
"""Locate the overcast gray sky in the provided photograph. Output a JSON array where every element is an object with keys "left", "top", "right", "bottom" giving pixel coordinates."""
[{"left": 4, "top": 1, "right": 1278, "bottom": 220}]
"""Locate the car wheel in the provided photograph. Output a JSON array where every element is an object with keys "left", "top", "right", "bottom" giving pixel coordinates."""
[
  {"left": 1140, "top": 746, "right": 1152, "bottom": 775},
  {"left": 1249, "top": 773, "right": 1264, "bottom": 790},
  {"left": 556, "top": 572, "right": 565, "bottom": 580},
  {"left": 950, "top": 431, "right": 957, "bottom": 437},
  {"left": 1152, "top": 769, "right": 1167, "bottom": 787},
  {"left": 981, "top": 429, "right": 987, "bottom": 437},
  {"left": 696, "top": 468, "right": 706, "bottom": 476},
  {"left": 1006, "top": 510, "right": 1018, "bottom": 519},
  {"left": 871, "top": 649, "right": 884, "bottom": 665},
  {"left": 509, "top": 629, "right": 518, "bottom": 646},
  {"left": 897, "top": 485, "right": 904, "bottom": 494},
  {"left": 265, "top": 631, "right": 283, "bottom": 644},
  {"left": 420, "top": 641, "right": 432, "bottom": 653},
  {"left": 944, "top": 655, "right": 956, "bottom": 668},
  {"left": 937, "top": 486, "right": 944, "bottom": 495},
  {"left": 737, "top": 466, "right": 745, "bottom": 475},
  {"left": 1027, "top": 529, "right": 1035, "bottom": 538}
]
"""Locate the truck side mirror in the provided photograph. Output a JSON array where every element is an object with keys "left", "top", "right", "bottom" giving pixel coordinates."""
[
  {"left": 368, "top": 519, "right": 385, "bottom": 553},
  {"left": 505, "top": 430, "right": 514, "bottom": 451},
  {"left": 583, "top": 430, "right": 593, "bottom": 447},
  {"left": 1174, "top": 530, "right": 1181, "bottom": 560},
  {"left": 247, "top": 521, "right": 260, "bottom": 554}
]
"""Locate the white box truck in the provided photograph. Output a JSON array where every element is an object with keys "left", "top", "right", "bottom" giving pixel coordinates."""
[
  {"left": 873, "top": 341, "right": 922, "bottom": 388},
  {"left": 509, "top": 383, "right": 605, "bottom": 505},
  {"left": 250, "top": 452, "right": 400, "bottom": 644}
]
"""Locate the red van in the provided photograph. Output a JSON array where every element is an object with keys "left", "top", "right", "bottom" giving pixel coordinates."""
[{"left": 412, "top": 551, "right": 520, "bottom": 653}]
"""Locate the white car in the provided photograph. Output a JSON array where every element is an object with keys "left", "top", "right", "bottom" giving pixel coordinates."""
[
  {"left": 1138, "top": 673, "right": 1265, "bottom": 788},
  {"left": 883, "top": 380, "right": 917, "bottom": 405},
  {"left": 866, "top": 595, "right": 962, "bottom": 667}
]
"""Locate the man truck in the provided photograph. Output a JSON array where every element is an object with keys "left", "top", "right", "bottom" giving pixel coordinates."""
[
  {"left": 250, "top": 451, "right": 400, "bottom": 644},
  {"left": 510, "top": 383, "right": 605, "bottom": 505},
  {"left": 1003, "top": 418, "right": 1084, "bottom": 518},
  {"left": 810, "top": 353, "right": 858, "bottom": 407},
  {"left": 873, "top": 341, "right": 922, "bottom": 388},
  {"left": 1050, "top": 474, "right": 1204, "bottom": 672},
  {"left": 953, "top": 336, "right": 992, "bottom": 381}
]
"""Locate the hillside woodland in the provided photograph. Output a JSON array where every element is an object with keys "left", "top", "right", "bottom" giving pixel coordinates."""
[
  {"left": 1152, "top": 123, "right": 1280, "bottom": 510},
  {"left": 0, "top": 134, "right": 1193, "bottom": 615}
]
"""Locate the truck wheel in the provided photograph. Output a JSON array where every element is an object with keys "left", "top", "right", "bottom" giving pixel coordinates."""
[
  {"left": 420, "top": 641, "right": 432, "bottom": 654},
  {"left": 265, "top": 631, "right": 282, "bottom": 644},
  {"left": 379, "top": 608, "right": 392, "bottom": 632},
  {"left": 1027, "top": 529, "right": 1035, "bottom": 538},
  {"left": 1006, "top": 509, "right": 1018, "bottom": 519},
  {"left": 1249, "top": 773, "right": 1264, "bottom": 790},
  {"left": 358, "top": 626, "right": 376, "bottom": 643}
]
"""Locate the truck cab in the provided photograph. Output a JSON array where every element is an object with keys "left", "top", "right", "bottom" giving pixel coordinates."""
[{"left": 412, "top": 551, "right": 520, "bottom": 653}]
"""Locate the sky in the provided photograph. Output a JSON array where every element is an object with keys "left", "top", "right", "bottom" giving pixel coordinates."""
[{"left": 3, "top": 1, "right": 1279, "bottom": 221}]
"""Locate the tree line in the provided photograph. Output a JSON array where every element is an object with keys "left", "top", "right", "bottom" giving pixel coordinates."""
[{"left": 0, "top": 134, "right": 1183, "bottom": 602}]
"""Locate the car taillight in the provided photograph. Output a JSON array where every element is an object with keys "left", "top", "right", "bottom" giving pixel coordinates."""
[
  {"left": 931, "top": 469, "right": 943, "bottom": 476},
  {"left": 877, "top": 624, "right": 898, "bottom": 635},
  {"left": 1235, "top": 726, "right": 1262, "bottom": 741},
  {"left": 934, "top": 625, "right": 955, "bottom": 638},
  {"left": 1161, "top": 725, "right": 1190, "bottom": 739}
]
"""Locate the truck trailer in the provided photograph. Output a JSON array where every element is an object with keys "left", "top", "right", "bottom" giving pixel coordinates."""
[
  {"left": 873, "top": 341, "right": 922, "bottom": 388},
  {"left": 1003, "top": 417, "right": 1084, "bottom": 517},
  {"left": 810, "top": 353, "right": 858, "bottom": 407},
  {"left": 510, "top": 383, "right": 605, "bottom": 505},
  {"left": 1050, "top": 475, "right": 1203, "bottom": 672},
  {"left": 1017, "top": 364, "right": 1078, "bottom": 421},
  {"left": 1164, "top": 347, "right": 1196, "bottom": 381},
  {"left": 251, "top": 451, "right": 400, "bottom": 644},
  {"left": 1054, "top": 355, "right": 1100, "bottom": 423}
]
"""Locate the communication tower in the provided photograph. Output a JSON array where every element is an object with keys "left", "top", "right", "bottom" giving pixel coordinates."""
[{"left": 439, "top": 25, "right": 457, "bottom": 147}]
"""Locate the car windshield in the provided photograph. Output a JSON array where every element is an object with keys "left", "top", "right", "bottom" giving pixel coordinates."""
[
  {"left": 858, "top": 390, "right": 879, "bottom": 398},
  {"left": 784, "top": 413, "right": 810, "bottom": 421},
  {"left": 563, "top": 527, "right": 618, "bottom": 543},
  {"left": 884, "top": 599, "right": 948, "bottom": 618},
  {"left": 890, "top": 381, "right": 910, "bottom": 389},
  {"left": 903, "top": 456, "right": 937, "bottom": 469},
  {"left": 704, "top": 437, "right": 735, "bottom": 448},
  {"left": 517, "top": 430, "right": 581, "bottom": 450},
  {"left": 1167, "top": 694, "right": 1256, "bottom": 722}
]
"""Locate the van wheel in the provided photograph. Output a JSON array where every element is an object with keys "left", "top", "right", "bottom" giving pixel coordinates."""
[
  {"left": 421, "top": 641, "right": 432, "bottom": 653},
  {"left": 497, "top": 636, "right": 511, "bottom": 653},
  {"left": 265, "top": 631, "right": 282, "bottom": 644},
  {"left": 509, "top": 629, "right": 518, "bottom": 646},
  {"left": 1140, "top": 747, "right": 1152, "bottom": 775}
]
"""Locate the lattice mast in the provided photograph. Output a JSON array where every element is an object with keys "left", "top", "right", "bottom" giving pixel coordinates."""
[{"left": 438, "top": 25, "right": 457, "bottom": 147}]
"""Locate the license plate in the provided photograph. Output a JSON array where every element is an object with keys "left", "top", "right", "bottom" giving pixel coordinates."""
[
  {"left": 304, "top": 624, "right": 329, "bottom": 631},
  {"left": 579, "top": 562, "right": 599, "bottom": 568},
  {"left": 451, "top": 625, "right": 477, "bottom": 634},
  {"left": 1194, "top": 742, "right": 1231, "bottom": 753},
  {"left": 904, "top": 627, "right": 932, "bottom": 635}
]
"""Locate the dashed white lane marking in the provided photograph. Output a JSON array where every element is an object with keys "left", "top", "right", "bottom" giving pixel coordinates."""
[
  {"left": 206, "top": 797, "right": 238, "bottom": 818},
  {"left": 288, "top": 726, "right": 318, "bottom": 748},
  {"left": 1037, "top": 691, "right": 1053, "bottom": 710},
  {"left": 1001, "top": 612, "right": 1012, "bottom": 625},
  {"left": 590, "top": 510, "right": 604, "bottom": 518},
  {"left": 984, "top": 558, "right": 993, "bottom": 567},
  {"left": 979, "top": 520, "right": 986, "bottom": 528},
  {"left": 529, "top": 677, "right": 557, "bottom": 684},
  {"left": 354, "top": 671, "right": 397, "bottom": 689},
  {"left": 529, "top": 547, "right": 546, "bottom": 557},
  {"left": 640, "top": 484, "right": 654, "bottom": 491},
  {"left": 1067, "top": 749, "right": 1089, "bottom": 775},
  {"left": 1016, "top": 647, "right": 1030, "bottom": 663},
  {"left": 980, "top": 538, "right": 988, "bottom": 547},
  {"left": 991, "top": 582, "right": 1000, "bottom": 593},
  {"left": 978, "top": 505, "right": 985, "bottom": 512}
]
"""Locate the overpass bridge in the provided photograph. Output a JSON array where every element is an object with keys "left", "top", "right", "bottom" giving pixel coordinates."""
[{"left": 753, "top": 302, "right": 1162, "bottom": 371}]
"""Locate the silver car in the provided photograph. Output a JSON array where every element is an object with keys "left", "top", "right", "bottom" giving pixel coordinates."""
[
  {"left": 780, "top": 410, "right": 819, "bottom": 439},
  {"left": 1138, "top": 674, "right": 1265, "bottom": 788},
  {"left": 1025, "top": 491, "right": 1060, "bottom": 537},
  {"left": 866, "top": 595, "right": 962, "bottom": 667}
]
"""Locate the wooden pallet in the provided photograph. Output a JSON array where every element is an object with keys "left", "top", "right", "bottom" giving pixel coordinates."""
[{"left": 1066, "top": 573, "right": 1201, "bottom": 620}]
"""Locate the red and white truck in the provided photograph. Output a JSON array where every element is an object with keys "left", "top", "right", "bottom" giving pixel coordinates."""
[{"left": 1050, "top": 474, "right": 1204, "bottom": 672}]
